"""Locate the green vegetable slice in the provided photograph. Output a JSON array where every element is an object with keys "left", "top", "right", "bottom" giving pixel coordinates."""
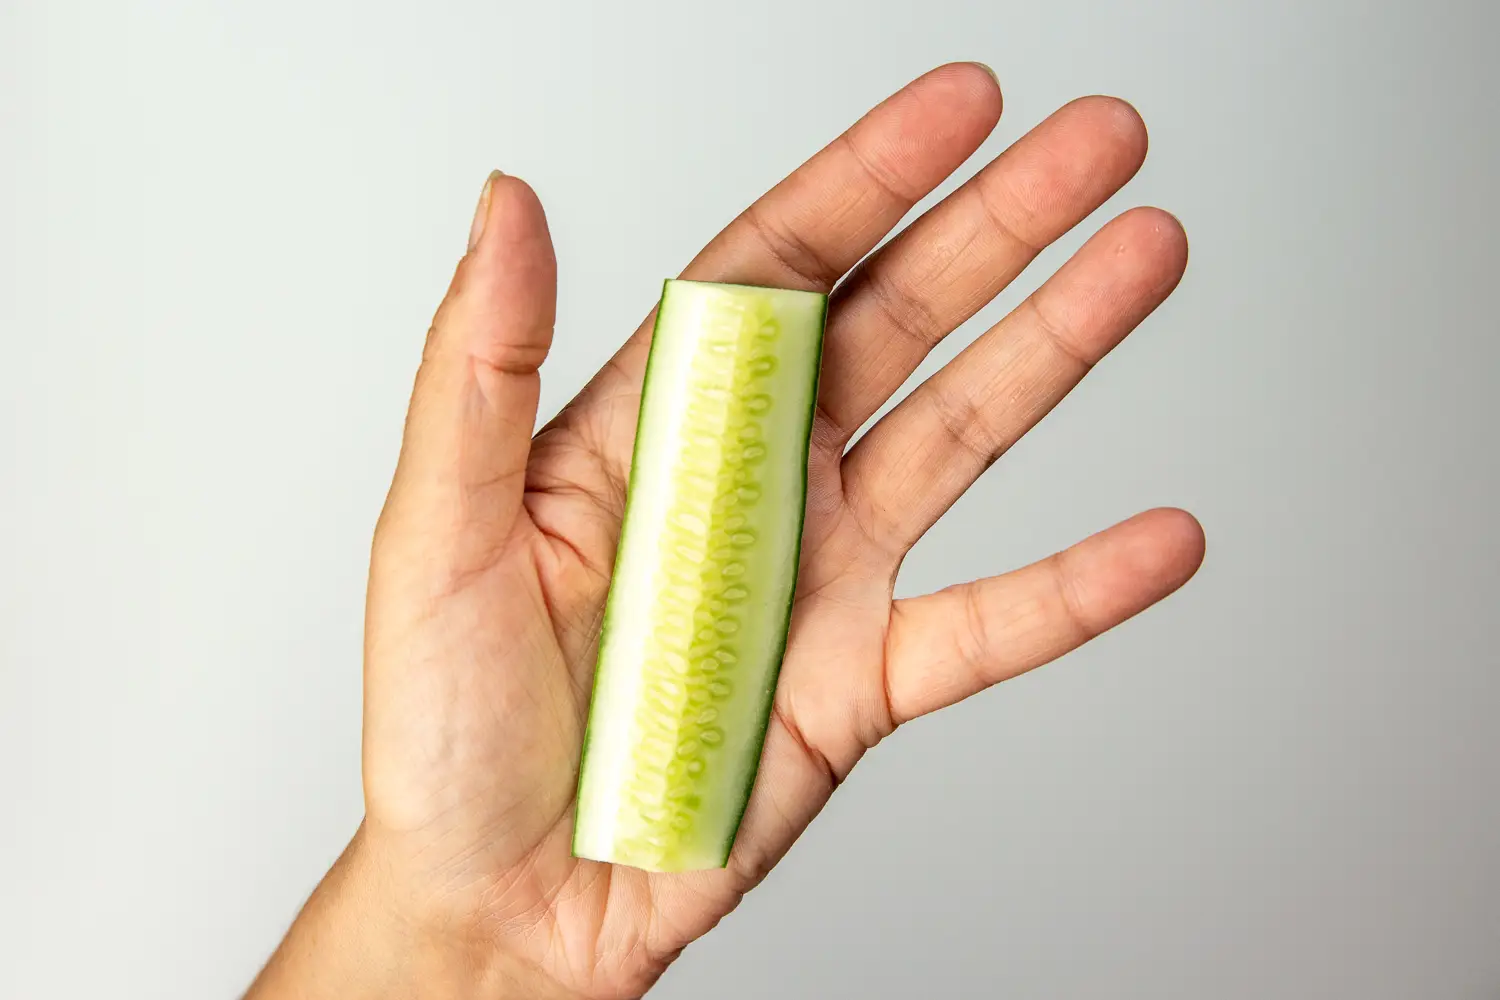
[{"left": 573, "top": 279, "right": 827, "bottom": 872}]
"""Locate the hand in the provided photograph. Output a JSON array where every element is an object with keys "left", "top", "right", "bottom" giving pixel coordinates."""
[{"left": 247, "top": 62, "right": 1204, "bottom": 1000}]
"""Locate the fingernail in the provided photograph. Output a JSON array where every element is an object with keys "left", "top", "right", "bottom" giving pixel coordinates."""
[
  {"left": 973, "top": 62, "right": 999, "bottom": 87},
  {"left": 468, "top": 170, "right": 503, "bottom": 252}
]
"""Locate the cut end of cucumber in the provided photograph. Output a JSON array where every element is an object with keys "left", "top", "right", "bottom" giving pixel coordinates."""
[{"left": 572, "top": 279, "right": 827, "bottom": 872}]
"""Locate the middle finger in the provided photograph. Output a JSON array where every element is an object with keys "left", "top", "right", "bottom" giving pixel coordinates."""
[{"left": 814, "top": 96, "right": 1149, "bottom": 453}]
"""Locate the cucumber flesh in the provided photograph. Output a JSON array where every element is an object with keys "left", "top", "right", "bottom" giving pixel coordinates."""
[{"left": 573, "top": 279, "right": 827, "bottom": 872}]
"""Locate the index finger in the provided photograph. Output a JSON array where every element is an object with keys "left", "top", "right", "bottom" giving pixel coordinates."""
[
  {"left": 682, "top": 61, "right": 1003, "bottom": 291},
  {"left": 548, "top": 62, "right": 1004, "bottom": 478}
]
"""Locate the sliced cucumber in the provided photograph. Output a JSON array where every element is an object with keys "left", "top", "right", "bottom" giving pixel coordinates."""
[{"left": 573, "top": 279, "right": 827, "bottom": 872}]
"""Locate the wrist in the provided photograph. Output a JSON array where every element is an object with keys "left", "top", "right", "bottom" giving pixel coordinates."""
[{"left": 245, "top": 824, "right": 577, "bottom": 1000}]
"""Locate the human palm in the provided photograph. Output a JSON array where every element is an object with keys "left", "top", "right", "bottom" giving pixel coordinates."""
[{"left": 257, "top": 63, "right": 1204, "bottom": 1000}]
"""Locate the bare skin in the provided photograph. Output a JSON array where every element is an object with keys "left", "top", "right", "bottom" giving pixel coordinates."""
[{"left": 246, "top": 63, "right": 1205, "bottom": 1000}]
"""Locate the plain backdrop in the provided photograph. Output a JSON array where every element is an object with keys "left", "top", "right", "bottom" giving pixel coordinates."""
[{"left": 3, "top": 1, "right": 1497, "bottom": 997}]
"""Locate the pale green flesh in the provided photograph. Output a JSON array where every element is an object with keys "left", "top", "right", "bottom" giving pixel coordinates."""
[{"left": 573, "top": 279, "right": 827, "bottom": 872}]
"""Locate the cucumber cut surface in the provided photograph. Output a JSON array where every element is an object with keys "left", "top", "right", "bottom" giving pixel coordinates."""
[{"left": 573, "top": 279, "right": 827, "bottom": 872}]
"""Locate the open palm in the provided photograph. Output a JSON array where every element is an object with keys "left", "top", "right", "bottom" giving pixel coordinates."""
[{"left": 253, "top": 63, "right": 1204, "bottom": 1000}]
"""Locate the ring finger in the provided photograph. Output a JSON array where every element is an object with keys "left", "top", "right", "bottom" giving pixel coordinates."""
[{"left": 842, "top": 206, "right": 1190, "bottom": 553}]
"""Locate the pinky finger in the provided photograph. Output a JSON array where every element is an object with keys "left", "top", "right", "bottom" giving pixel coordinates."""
[{"left": 883, "top": 508, "right": 1205, "bottom": 725}]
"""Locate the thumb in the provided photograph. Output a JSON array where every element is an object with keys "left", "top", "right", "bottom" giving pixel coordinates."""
[{"left": 379, "top": 172, "right": 557, "bottom": 580}]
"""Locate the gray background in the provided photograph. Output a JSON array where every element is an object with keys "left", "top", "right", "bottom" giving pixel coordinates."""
[{"left": 3, "top": 0, "right": 1497, "bottom": 997}]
